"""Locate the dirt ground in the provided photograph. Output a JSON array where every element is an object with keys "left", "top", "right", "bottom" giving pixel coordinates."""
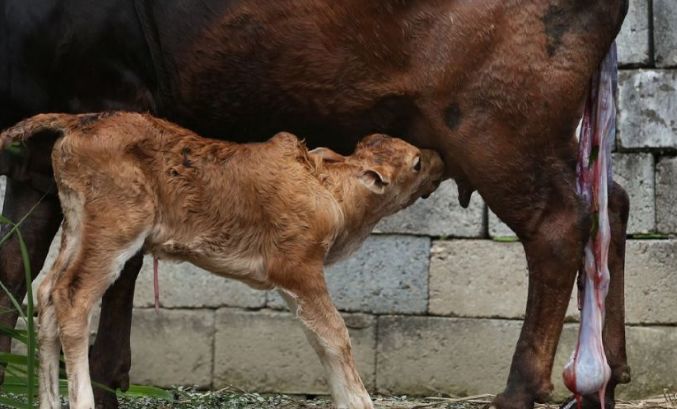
[
  {"left": 2, "top": 390, "right": 674, "bottom": 409},
  {"left": 115, "top": 390, "right": 677, "bottom": 409}
]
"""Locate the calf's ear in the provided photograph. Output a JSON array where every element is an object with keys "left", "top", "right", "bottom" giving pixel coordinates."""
[
  {"left": 309, "top": 147, "right": 346, "bottom": 163},
  {"left": 360, "top": 169, "right": 390, "bottom": 194}
]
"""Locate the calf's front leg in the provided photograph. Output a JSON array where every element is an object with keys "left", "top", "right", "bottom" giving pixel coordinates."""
[{"left": 277, "top": 264, "right": 372, "bottom": 409}]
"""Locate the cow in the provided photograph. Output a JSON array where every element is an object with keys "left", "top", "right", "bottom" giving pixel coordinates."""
[{"left": 0, "top": 1, "right": 630, "bottom": 409}]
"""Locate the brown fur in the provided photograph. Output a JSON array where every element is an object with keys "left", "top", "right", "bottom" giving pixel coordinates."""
[
  {"left": 1, "top": 112, "right": 443, "bottom": 409},
  {"left": 0, "top": 2, "right": 631, "bottom": 409}
]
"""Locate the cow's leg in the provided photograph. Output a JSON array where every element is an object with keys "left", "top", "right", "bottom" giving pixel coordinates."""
[
  {"left": 492, "top": 196, "right": 587, "bottom": 409},
  {"left": 561, "top": 181, "right": 631, "bottom": 409},
  {"left": 90, "top": 252, "right": 143, "bottom": 409},
  {"left": 0, "top": 180, "right": 62, "bottom": 383},
  {"left": 446, "top": 130, "right": 588, "bottom": 409},
  {"left": 276, "top": 265, "right": 372, "bottom": 409}
]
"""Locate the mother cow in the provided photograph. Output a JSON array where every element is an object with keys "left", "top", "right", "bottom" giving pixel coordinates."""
[{"left": 0, "top": 1, "right": 629, "bottom": 409}]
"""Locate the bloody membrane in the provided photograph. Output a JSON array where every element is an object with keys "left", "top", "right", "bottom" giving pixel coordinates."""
[{"left": 562, "top": 43, "right": 618, "bottom": 408}]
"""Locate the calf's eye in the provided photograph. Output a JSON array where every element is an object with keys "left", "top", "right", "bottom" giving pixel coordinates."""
[{"left": 413, "top": 156, "right": 421, "bottom": 172}]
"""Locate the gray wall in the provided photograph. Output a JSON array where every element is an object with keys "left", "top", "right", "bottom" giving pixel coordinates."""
[{"left": 5, "top": 0, "right": 677, "bottom": 400}]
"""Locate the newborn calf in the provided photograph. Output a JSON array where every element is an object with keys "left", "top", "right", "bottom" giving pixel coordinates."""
[{"left": 0, "top": 112, "right": 443, "bottom": 409}]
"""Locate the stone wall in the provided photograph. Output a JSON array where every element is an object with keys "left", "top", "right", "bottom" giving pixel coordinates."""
[{"left": 2, "top": 0, "right": 677, "bottom": 401}]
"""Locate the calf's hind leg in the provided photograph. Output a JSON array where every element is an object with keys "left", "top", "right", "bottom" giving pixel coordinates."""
[
  {"left": 90, "top": 251, "right": 143, "bottom": 409},
  {"left": 51, "top": 232, "right": 147, "bottom": 409},
  {"left": 276, "top": 263, "right": 372, "bottom": 409},
  {"left": 37, "top": 219, "right": 81, "bottom": 409}
]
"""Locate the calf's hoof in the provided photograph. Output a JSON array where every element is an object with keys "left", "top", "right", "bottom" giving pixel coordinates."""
[{"left": 336, "top": 393, "right": 374, "bottom": 409}]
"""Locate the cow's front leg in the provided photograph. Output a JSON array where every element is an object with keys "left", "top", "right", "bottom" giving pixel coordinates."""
[
  {"left": 90, "top": 252, "right": 143, "bottom": 409},
  {"left": 277, "top": 263, "right": 373, "bottom": 409}
]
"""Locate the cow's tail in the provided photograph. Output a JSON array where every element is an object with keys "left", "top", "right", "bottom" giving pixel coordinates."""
[{"left": 0, "top": 113, "right": 80, "bottom": 150}]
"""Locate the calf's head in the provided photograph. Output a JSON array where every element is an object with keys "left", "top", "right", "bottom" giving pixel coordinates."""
[{"left": 313, "top": 133, "right": 444, "bottom": 219}]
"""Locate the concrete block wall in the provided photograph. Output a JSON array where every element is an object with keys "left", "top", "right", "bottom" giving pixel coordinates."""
[{"left": 2, "top": 0, "right": 676, "bottom": 401}]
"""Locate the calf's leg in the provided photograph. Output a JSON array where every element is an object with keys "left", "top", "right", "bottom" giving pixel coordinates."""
[
  {"left": 277, "top": 266, "right": 372, "bottom": 409},
  {"left": 37, "top": 218, "right": 83, "bottom": 409},
  {"left": 90, "top": 252, "right": 143, "bottom": 409},
  {"left": 52, "top": 232, "right": 146, "bottom": 409}
]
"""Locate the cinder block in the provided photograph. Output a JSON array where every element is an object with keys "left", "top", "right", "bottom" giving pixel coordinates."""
[
  {"left": 134, "top": 257, "right": 265, "bottom": 309},
  {"left": 428, "top": 240, "right": 578, "bottom": 320},
  {"left": 616, "top": 0, "right": 651, "bottom": 66},
  {"left": 654, "top": 0, "right": 677, "bottom": 68},
  {"left": 618, "top": 70, "right": 677, "bottom": 150},
  {"left": 213, "top": 309, "right": 376, "bottom": 394},
  {"left": 488, "top": 210, "right": 516, "bottom": 239},
  {"left": 656, "top": 157, "right": 677, "bottom": 233},
  {"left": 268, "top": 235, "right": 430, "bottom": 314},
  {"left": 619, "top": 326, "right": 677, "bottom": 398},
  {"left": 129, "top": 309, "right": 214, "bottom": 388},
  {"left": 376, "top": 316, "right": 522, "bottom": 396},
  {"left": 625, "top": 240, "right": 677, "bottom": 324},
  {"left": 429, "top": 239, "right": 677, "bottom": 325},
  {"left": 613, "top": 153, "right": 655, "bottom": 234},
  {"left": 375, "top": 180, "right": 485, "bottom": 237},
  {"left": 378, "top": 316, "right": 677, "bottom": 400},
  {"left": 489, "top": 154, "right": 656, "bottom": 236}
]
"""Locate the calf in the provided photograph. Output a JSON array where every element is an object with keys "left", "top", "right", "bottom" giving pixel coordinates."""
[{"left": 0, "top": 112, "right": 443, "bottom": 409}]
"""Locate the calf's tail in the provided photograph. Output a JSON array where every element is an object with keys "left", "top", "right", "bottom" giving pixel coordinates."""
[{"left": 0, "top": 113, "right": 80, "bottom": 150}]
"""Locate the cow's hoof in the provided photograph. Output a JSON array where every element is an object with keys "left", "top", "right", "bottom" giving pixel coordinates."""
[
  {"left": 94, "top": 388, "right": 120, "bottom": 409},
  {"left": 490, "top": 391, "right": 534, "bottom": 409}
]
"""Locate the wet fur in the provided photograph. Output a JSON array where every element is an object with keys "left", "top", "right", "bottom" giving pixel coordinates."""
[{"left": 2, "top": 112, "right": 443, "bottom": 409}]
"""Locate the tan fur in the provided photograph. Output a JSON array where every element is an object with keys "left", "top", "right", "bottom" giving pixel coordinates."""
[{"left": 1, "top": 112, "right": 443, "bottom": 409}]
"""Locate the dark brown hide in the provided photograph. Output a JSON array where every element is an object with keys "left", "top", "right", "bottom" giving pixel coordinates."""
[{"left": 0, "top": 1, "right": 629, "bottom": 408}]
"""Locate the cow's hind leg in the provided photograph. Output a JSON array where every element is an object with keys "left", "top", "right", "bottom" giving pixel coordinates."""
[
  {"left": 493, "top": 188, "right": 588, "bottom": 409},
  {"left": 453, "top": 133, "right": 588, "bottom": 409},
  {"left": 0, "top": 180, "right": 62, "bottom": 384},
  {"left": 90, "top": 251, "right": 143, "bottom": 409},
  {"left": 561, "top": 181, "right": 631, "bottom": 409}
]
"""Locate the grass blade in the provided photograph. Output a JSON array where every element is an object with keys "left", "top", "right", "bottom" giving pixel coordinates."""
[
  {"left": 15, "top": 230, "right": 36, "bottom": 407},
  {"left": 122, "top": 384, "right": 174, "bottom": 400}
]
